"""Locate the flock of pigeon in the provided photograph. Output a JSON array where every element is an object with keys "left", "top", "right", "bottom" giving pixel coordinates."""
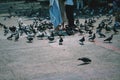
[
  {"left": 0, "top": 14, "right": 119, "bottom": 45},
  {"left": 0, "top": 14, "right": 119, "bottom": 64},
  {"left": 78, "top": 15, "right": 119, "bottom": 45},
  {"left": 0, "top": 18, "right": 64, "bottom": 44}
]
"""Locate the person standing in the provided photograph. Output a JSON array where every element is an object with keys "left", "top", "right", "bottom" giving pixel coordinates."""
[
  {"left": 58, "top": 0, "right": 67, "bottom": 30},
  {"left": 49, "top": 0, "right": 63, "bottom": 31},
  {"left": 65, "top": 0, "right": 75, "bottom": 30}
]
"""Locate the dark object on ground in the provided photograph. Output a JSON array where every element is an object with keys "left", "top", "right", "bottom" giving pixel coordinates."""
[
  {"left": 113, "top": 27, "right": 119, "bottom": 34},
  {"left": 48, "top": 31, "right": 54, "bottom": 42},
  {"left": 66, "top": 27, "right": 74, "bottom": 35},
  {"left": 7, "top": 34, "right": 13, "bottom": 40},
  {"left": 79, "top": 36, "right": 85, "bottom": 45},
  {"left": 59, "top": 36, "right": 63, "bottom": 45},
  {"left": 26, "top": 33, "right": 34, "bottom": 43},
  {"left": 105, "top": 25, "right": 111, "bottom": 32},
  {"left": 88, "top": 30, "right": 93, "bottom": 37},
  {"left": 78, "top": 29, "right": 84, "bottom": 35},
  {"left": 14, "top": 32, "right": 19, "bottom": 41},
  {"left": 48, "top": 36, "right": 54, "bottom": 42},
  {"left": 89, "top": 33, "right": 96, "bottom": 42},
  {"left": 104, "top": 34, "right": 113, "bottom": 43},
  {"left": 3, "top": 25, "right": 9, "bottom": 36},
  {"left": 78, "top": 57, "right": 92, "bottom": 63},
  {"left": 98, "top": 32, "right": 106, "bottom": 38},
  {"left": 27, "top": 37, "right": 33, "bottom": 43},
  {"left": 37, "top": 32, "right": 44, "bottom": 40}
]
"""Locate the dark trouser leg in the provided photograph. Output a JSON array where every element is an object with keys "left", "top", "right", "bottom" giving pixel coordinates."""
[{"left": 65, "top": 5, "right": 74, "bottom": 28}]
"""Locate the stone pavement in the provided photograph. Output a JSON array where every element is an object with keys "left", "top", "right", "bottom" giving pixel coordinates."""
[{"left": 0, "top": 15, "right": 120, "bottom": 80}]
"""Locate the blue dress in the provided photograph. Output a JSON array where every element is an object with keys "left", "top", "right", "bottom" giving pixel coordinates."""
[{"left": 49, "top": 0, "right": 62, "bottom": 28}]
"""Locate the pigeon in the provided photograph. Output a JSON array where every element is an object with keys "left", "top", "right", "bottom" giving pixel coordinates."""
[
  {"left": 108, "top": 20, "right": 113, "bottom": 25},
  {"left": 0, "top": 23, "right": 3, "bottom": 26},
  {"left": 104, "top": 34, "right": 113, "bottom": 43},
  {"left": 89, "top": 33, "right": 96, "bottom": 42},
  {"left": 26, "top": 33, "right": 34, "bottom": 43},
  {"left": 26, "top": 36, "right": 33, "bottom": 43},
  {"left": 7, "top": 34, "right": 13, "bottom": 40},
  {"left": 36, "top": 32, "right": 44, "bottom": 40},
  {"left": 79, "top": 36, "right": 85, "bottom": 45},
  {"left": 88, "top": 30, "right": 93, "bottom": 37},
  {"left": 89, "top": 24, "right": 94, "bottom": 29},
  {"left": 113, "top": 27, "right": 119, "bottom": 34},
  {"left": 75, "top": 19, "right": 80, "bottom": 26},
  {"left": 78, "top": 28, "right": 84, "bottom": 35},
  {"left": 14, "top": 32, "right": 19, "bottom": 41},
  {"left": 84, "top": 26, "right": 90, "bottom": 33},
  {"left": 48, "top": 31, "right": 54, "bottom": 42},
  {"left": 66, "top": 27, "right": 74, "bottom": 35},
  {"left": 98, "top": 32, "right": 106, "bottom": 38},
  {"left": 78, "top": 57, "right": 92, "bottom": 63},
  {"left": 84, "top": 19, "right": 87, "bottom": 24},
  {"left": 56, "top": 30, "right": 64, "bottom": 36},
  {"left": 51, "top": 31, "right": 54, "bottom": 37},
  {"left": 105, "top": 25, "right": 111, "bottom": 32},
  {"left": 59, "top": 36, "right": 63, "bottom": 45},
  {"left": 3, "top": 26, "right": 9, "bottom": 36},
  {"left": 48, "top": 36, "right": 54, "bottom": 42},
  {"left": 96, "top": 28, "right": 102, "bottom": 33}
]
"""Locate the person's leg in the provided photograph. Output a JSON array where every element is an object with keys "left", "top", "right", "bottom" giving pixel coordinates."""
[
  {"left": 59, "top": 0, "right": 66, "bottom": 30},
  {"left": 65, "top": 5, "right": 74, "bottom": 29}
]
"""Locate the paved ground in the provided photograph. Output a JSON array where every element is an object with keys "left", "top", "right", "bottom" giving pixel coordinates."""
[{"left": 0, "top": 14, "right": 120, "bottom": 80}]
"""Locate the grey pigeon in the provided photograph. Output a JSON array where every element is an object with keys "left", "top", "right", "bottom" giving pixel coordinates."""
[
  {"left": 104, "top": 34, "right": 113, "bottom": 43},
  {"left": 79, "top": 36, "right": 85, "bottom": 45}
]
